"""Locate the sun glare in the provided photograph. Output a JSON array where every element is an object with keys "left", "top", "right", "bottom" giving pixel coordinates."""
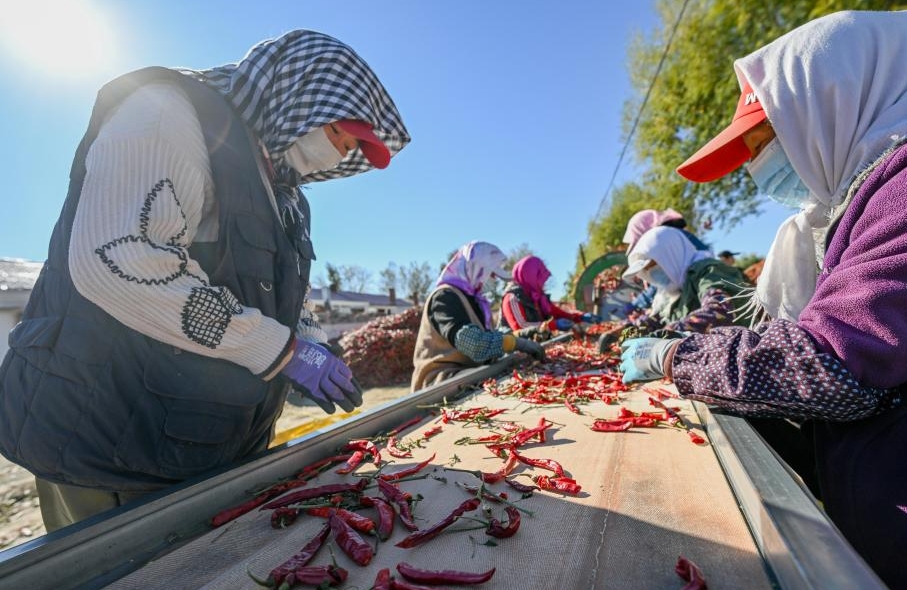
[{"left": 0, "top": 1, "right": 117, "bottom": 79}]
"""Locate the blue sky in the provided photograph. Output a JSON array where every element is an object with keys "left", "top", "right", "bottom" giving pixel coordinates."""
[{"left": 0, "top": 0, "right": 793, "bottom": 299}]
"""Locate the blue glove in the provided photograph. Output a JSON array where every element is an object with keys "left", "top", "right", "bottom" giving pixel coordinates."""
[
  {"left": 281, "top": 339, "right": 363, "bottom": 414},
  {"left": 619, "top": 337, "right": 680, "bottom": 384},
  {"left": 621, "top": 302, "right": 637, "bottom": 316},
  {"left": 554, "top": 318, "right": 574, "bottom": 331},
  {"left": 581, "top": 312, "right": 603, "bottom": 324}
]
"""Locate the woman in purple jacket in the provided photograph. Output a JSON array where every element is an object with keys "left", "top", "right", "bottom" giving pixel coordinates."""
[{"left": 619, "top": 11, "right": 907, "bottom": 586}]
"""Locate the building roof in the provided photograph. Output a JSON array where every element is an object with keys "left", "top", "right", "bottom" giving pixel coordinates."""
[
  {"left": 0, "top": 258, "right": 42, "bottom": 292},
  {"left": 310, "top": 287, "right": 412, "bottom": 307}
]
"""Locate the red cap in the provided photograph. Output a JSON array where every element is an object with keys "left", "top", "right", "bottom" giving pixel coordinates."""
[
  {"left": 335, "top": 120, "right": 391, "bottom": 169},
  {"left": 676, "top": 80, "right": 767, "bottom": 182}
]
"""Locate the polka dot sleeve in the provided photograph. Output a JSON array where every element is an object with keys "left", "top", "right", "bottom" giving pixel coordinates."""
[{"left": 671, "top": 319, "right": 902, "bottom": 421}]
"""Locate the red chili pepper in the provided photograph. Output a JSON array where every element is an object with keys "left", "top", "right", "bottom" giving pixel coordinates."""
[
  {"left": 281, "top": 565, "right": 348, "bottom": 588},
  {"left": 396, "top": 498, "right": 481, "bottom": 548},
  {"left": 688, "top": 431, "right": 707, "bottom": 445},
  {"left": 590, "top": 419, "right": 633, "bottom": 432},
  {"left": 486, "top": 506, "right": 521, "bottom": 539},
  {"left": 396, "top": 562, "right": 496, "bottom": 584},
  {"left": 335, "top": 450, "right": 366, "bottom": 474},
  {"left": 481, "top": 450, "right": 520, "bottom": 484},
  {"left": 675, "top": 555, "right": 708, "bottom": 590},
  {"left": 211, "top": 494, "right": 274, "bottom": 527},
  {"left": 376, "top": 479, "right": 418, "bottom": 531},
  {"left": 505, "top": 478, "right": 539, "bottom": 494},
  {"left": 511, "top": 449, "right": 566, "bottom": 477},
  {"left": 386, "top": 435, "right": 413, "bottom": 458},
  {"left": 422, "top": 425, "right": 442, "bottom": 438},
  {"left": 389, "top": 414, "right": 424, "bottom": 435},
  {"left": 271, "top": 507, "right": 300, "bottom": 529},
  {"left": 328, "top": 510, "right": 374, "bottom": 566},
  {"left": 359, "top": 496, "right": 395, "bottom": 540},
  {"left": 373, "top": 568, "right": 392, "bottom": 590},
  {"left": 266, "top": 522, "right": 331, "bottom": 587},
  {"left": 296, "top": 454, "right": 353, "bottom": 477},
  {"left": 344, "top": 439, "right": 381, "bottom": 463},
  {"left": 261, "top": 479, "right": 368, "bottom": 510},
  {"left": 533, "top": 475, "right": 582, "bottom": 495},
  {"left": 306, "top": 507, "right": 375, "bottom": 534},
  {"left": 460, "top": 484, "right": 508, "bottom": 503},
  {"left": 379, "top": 453, "right": 436, "bottom": 481}
]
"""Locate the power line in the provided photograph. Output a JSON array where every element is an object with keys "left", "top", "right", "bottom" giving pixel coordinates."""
[{"left": 595, "top": 0, "right": 692, "bottom": 219}]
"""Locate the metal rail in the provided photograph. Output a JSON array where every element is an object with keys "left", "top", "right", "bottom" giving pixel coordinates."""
[
  {"left": 697, "top": 404, "right": 887, "bottom": 590},
  {"left": 0, "top": 356, "right": 523, "bottom": 590}
]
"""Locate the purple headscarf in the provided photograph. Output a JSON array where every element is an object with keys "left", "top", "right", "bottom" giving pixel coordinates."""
[
  {"left": 436, "top": 241, "right": 510, "bottom": 329},
  {"left": 511, "top": 255, "right": 553, "bottom": 317}
]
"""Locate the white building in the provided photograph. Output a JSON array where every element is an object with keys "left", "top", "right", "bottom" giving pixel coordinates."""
[
  {"left": 308, "top": 287, "right": 413, "bottom": 318},
  {"left": 0, "top": 258, "right": 43, "bottom": 359}
]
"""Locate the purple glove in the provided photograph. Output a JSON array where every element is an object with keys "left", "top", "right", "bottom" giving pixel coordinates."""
[{"left": 281, "top": 339, "right": 363, "bottom": 414}]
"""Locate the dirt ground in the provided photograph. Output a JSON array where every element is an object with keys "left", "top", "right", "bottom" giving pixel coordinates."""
[{"left": 0, "top": 383, "right": 410, "bottom": 552}]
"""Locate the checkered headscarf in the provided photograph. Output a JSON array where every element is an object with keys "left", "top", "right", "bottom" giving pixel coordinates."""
[{"left": 186, "top": 29, "right": 410, "bottom": 185}]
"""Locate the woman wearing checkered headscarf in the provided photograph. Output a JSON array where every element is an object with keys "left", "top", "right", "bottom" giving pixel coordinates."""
[{"left": 0, "top": 30, "right": 410, "bottom": 531}]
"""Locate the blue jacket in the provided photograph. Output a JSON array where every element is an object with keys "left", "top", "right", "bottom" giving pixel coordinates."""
[{"left": 0, "top": 67, "right": 309, "bottom": 492}]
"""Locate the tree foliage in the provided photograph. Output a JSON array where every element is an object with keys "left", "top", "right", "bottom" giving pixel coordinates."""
[
  {"left": 400, "top": 261, "right": 434, "bottom": 307},
  {"left": 580, "top": 0, "right": 903, "bottom": 278}
]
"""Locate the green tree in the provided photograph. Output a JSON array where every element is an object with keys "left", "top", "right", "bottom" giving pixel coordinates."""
[{"left": 582, "top": 0, "right": 903, "bottom": 275}]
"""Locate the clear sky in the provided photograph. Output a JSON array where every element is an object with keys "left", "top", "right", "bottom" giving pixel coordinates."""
[{"left": 0, "top": 0, "right": 794, "bottom": 300}]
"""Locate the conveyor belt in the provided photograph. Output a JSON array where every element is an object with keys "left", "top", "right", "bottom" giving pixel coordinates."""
[{"left": 0, "top": 339, "right": 887, "bottom": 590}]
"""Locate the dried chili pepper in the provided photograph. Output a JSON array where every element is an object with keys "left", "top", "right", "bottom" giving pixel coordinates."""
[
  {"left": 675, "top": 555, "right": 708, "bottom": 590},
  {"left": 261, "top": 479, "right": 368, "bottom": 510},
  {"left": 481, "top": 450, "right": 520, "bottom": 484},
  {"left": 533, "top": 475, "right": 582, "bottom": 495},
  {"left": 459, "top": 483, "right": 508, "bottom": 503},
  {"left": 590, "top": 419, "right": 633, "bottom": 432},
  {"left": 486, "top": 506, "right": 521, "bottom": 539},
  {"left": 395, "top": 497, "right": 481, "bottom": 548},
  {"left": 344, "top": 439, "right": 382, "bottom": 465},
  {"left": 211, "top": 475, "right": 315, "bottom": 527},
  {"left": 265, "top": 522, "right": 331, "bottom": 588},
  {"left": 511, "top": 449, "right": 566, "bottom": 477},
  {"left": 280, "top": 565, "right": 348, "bottom": 588},
  {"left": 504, "top": 478, "right": 538, "bottom": 494},
  {"left": 372, "top": 568, "right": 392, "bottom": 590},
  {"left": 328, "top": 510, "right": 374, "bottom": 566},
  {"left": 396, "top": 562, "right": 496, "bottom": 585},
  {"left": 296, "top": 454, "right": 353, "bottom": 478},
  {"left": 270, "top": 507, "right": 300, "bottom": 529},
  {"left": 386, "top": 435, "right": 413, "bottom": 458},
  {"left": 376, "top": 479, "right": 419, "bottom": 531},
  {"left": 305, "top": 507, "right": 375, "bottom": 534},
  {"left": 688, "top": 431, "right": 707, "bottom": 445},
  {"left": 389, "top": 414, "right": 424, "bottom": 435},
  {"left": 359, "top": 495, "right": 395, "bottom": 540},
  {"left": 379, "top": 453, "right": 436, "bottom": 481},
  {"left": 422, "top": 425, "right": 442, "bottom": 438},
  {"left": 335, "top": 450, "right": 366, "bottom": 474}
]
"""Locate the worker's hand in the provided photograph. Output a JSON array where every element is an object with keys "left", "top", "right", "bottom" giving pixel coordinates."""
[
  {"left": 580, "top": 312, "right": 603, "bottom": 324},
  {"left": 619, "top": 337, "right": 680, "bottom": 384},
  {"left": 281, "top": 339, "right": 363, "bottom": 414},
  {"left": 553, "top": 318, "right": 574, "bottom": 331},
  {"left": 514, "top": 325, "right": 546, "bottom": 340},
  {"left": 514, "top": 337, "right": 546, "bottom": 361}
]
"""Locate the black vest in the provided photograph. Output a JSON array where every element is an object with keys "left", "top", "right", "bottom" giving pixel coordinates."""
[
  {"left": 497, "top": 284, "right": 544, "bottom": 330},
  {"left": 0, "top": 68, "right": 309, "bottom": 491}
]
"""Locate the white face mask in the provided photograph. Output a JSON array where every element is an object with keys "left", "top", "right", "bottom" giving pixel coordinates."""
[
  {"left": 642, "top": 266, "right": 679, "bottom": 294},
  {"left": 282, "top": 127, "right": 344, "bottom": 176}
]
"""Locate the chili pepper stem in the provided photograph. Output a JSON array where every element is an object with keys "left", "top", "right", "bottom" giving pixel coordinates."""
[
  {"left": 362, "top": 472, "right": 431, "bottom": 489},
  {"left": 245, "top": 567, "right": 271, "bottom": 588}
]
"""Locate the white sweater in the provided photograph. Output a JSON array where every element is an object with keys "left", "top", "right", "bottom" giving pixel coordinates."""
[{"left": 69, "top": 82, "right": 290, "bottom": 375}]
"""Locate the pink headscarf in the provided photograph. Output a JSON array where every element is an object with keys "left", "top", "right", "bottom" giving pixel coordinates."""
[
  {"left": 623, "top": 208, "right": 685, "bottom": 252},
  {"left": 511, "top": 256, "right": 553, "bottom": 317}
]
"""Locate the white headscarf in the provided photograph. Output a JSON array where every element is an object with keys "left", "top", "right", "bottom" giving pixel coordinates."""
[
  {"left": 436, "top": 241, "right": 511, "bottom": 329},
  {"left": 624, "top": 226, "right": 710, "bottom": 288},
  {"left": 735, "top": 10, "right": 907, "bottom": 321}
]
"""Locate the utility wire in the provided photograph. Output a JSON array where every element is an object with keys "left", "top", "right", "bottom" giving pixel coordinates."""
[{"left": 595, "top": 0, "right": 692, "bottom": 219}]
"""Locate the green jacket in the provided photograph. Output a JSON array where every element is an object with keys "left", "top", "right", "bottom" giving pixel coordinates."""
[{"left": 661, "top": 259, "right": 751, "bottom": 326}]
